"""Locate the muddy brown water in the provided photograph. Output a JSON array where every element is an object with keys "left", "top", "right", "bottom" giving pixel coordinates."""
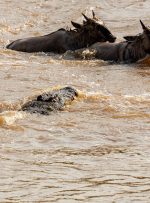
[{"left": 0, "top": 0, "right": 150, "bottom": 202}]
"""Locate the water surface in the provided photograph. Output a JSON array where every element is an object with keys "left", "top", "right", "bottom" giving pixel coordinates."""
[{"left": 0, "top": 0, "right": 150, "bottom": 202}]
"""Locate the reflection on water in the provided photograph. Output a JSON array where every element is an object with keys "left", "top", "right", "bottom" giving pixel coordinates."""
[{"left": 0, "top": 0, "right": 150, "bottom": 202}]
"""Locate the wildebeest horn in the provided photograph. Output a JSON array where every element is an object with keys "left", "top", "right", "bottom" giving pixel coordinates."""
[
  {"left": 140, "top": 20, "right": 148, "bottom": 31},
  {"left": 71, "top": 21, "right": 82, "bottom": 29},
  {"left": 92, "top": 10, "right": 96, "bottom": 19},
  {"left": 82, "top": 13, "right": 89, "bottom": 21}
]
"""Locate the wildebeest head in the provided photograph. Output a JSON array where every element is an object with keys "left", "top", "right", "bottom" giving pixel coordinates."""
[
  {"left": 124, "top": 20, "right": 150, "bottom": 54},
  {"left": 71, "top": 11, "right": 116, "bottom": 43},
  {"left": 139, "top": 20, "right": 150, "bottom": 54}
]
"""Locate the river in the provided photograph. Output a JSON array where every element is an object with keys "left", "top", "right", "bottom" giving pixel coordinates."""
[{"left": 0, "top": 0, "right": 150, "bottom": 202}]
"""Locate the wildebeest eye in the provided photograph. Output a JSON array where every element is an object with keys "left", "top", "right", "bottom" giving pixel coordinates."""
[
  {"left": 148, "top": 33, "right": 150, "bottom": 38},
  {"left": 97, "top": 24, "right": 111, "bottom": 36}
]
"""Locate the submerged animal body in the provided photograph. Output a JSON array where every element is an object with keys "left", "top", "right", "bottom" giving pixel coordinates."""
[
  {"left": 21, "top": 86, "right": 78, "bottom": 115},
  {"left": 6, "top": 11, "right": 116, "bottom": 53},
  {"left": 74, "top": 20, "right": 150, "bottom": 63}
]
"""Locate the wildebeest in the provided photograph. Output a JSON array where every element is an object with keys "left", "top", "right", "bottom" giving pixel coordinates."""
[
  {"left": 6, "top": 11, "right": 116, "bottom": 53},
  {"left": 74, "top": 20, "right": 150, "bottom": 63},
  {"left": 21, "top": 86, "right": 78, "bottom": 115}
]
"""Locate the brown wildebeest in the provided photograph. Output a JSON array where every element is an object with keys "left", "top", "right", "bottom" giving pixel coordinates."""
[
  {"left": 6, "top": 11, "right": 116, "bottom": 53},
  {"left": 21, "top": 86, "right": 78, "bottom": 115},
  {"left": 74, "top": 20, "right": 150, "bottom": 63}
]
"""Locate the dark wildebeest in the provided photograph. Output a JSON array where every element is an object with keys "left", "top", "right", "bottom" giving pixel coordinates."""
[
  {"left": 21, "top": 86, "right": 78, "bottom": 115},
  {"left": 6, "top": 11, "right": 116, "bottom": 53},
  {"left": 74, "top": 20, "right": 150, "bottom": 63}
]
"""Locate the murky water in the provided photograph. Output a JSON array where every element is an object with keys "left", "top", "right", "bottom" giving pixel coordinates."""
[{"left": 0, "top": 0, "right": 150, "bottom": 202}]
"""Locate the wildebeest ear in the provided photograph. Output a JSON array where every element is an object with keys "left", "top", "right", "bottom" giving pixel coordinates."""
[
  {"left": 123, "top": 35, "right": 137, "bottom": 41},
  {"left": 71, "top": 21, "right": 82, "bottom": 29}
]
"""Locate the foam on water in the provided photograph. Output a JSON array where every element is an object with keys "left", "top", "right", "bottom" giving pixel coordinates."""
[{"left": 0, "top": 111, "right": 24, "bottom": 124}]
